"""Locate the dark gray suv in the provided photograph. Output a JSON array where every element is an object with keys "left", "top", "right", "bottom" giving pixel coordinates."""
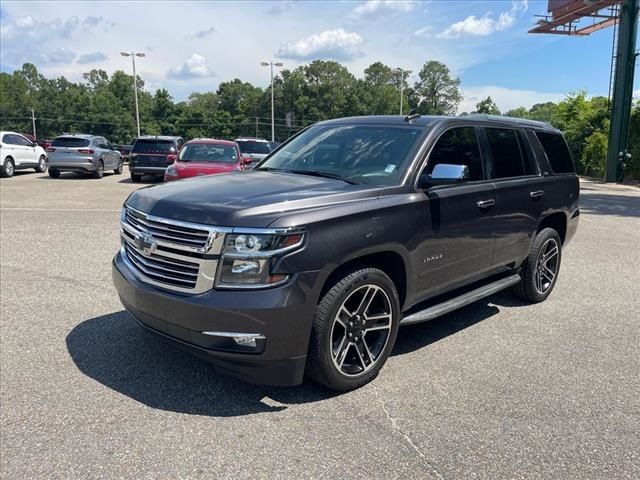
[{"left": 113, "top": 114, "right": 579, "bottom": 390}]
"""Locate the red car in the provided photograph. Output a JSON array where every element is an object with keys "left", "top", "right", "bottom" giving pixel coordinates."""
[{"left": 164, "top": 139, "right": 248, "bottom": 182}]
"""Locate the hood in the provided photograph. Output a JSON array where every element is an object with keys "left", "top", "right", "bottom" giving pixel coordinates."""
[
  {"left": 174, "top": 161, "right": 240, "bottom": 178},
  {"left": 126, "top": 170, "right": 381, "bottom": 228}
]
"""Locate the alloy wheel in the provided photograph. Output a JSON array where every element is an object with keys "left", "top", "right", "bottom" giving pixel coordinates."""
[
  {"left": 330, "top": 284, "right": 393, "bottom": 377},
  {"left": 535, "top": 238, "right": 559, "bottom": 294},
  {"left": 6, "top": 160, "right": 14, "bottom": 176}
]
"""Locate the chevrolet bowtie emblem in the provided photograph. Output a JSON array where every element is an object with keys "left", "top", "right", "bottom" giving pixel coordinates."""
[{"left": 134, "top": 232, "right": 157, "bottom": 254}]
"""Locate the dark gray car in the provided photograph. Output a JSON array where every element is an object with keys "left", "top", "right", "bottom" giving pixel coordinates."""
[{"left": 48, "top": 134, "right": 123, "bottom": 179}]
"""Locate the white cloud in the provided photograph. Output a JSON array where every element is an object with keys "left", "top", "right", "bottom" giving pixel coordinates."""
[
  {"left": 634, "top": 89, "right": 640, "bottom": 99},
  {"left": 350, "top": 0, "right": 416, "bottom": 20},
  {"left": 167, "top": 54, "right": 215, "bottom": 80},
  {"left": 194, "top": 26, "right": 215, "bottom": 39},
  {"left": 276, "top": 29, "right": 365, "bottom": 61},
  {"left": 77, "top": 51, "right": 108, "bottom": 64},
  {"left": 82, "top": 16, "right": 102, "bottom": 28},
  {"left": 413, "top": 26, "right": 433, "bottom": 38},
  {"left": 459, "top": 85, "right": 564, "bottom": 114},
  {"left": 1, "top": 15, "right": 79, "bottom": 41},
  {"left": 264, "top": 0, "right": 296, "bottom": 15},
  {"left": 40, "top": 47, "right": 76, "bottom": 65},
  {"left": 438, "top": 1, "right": 528, "bottom": 39}
]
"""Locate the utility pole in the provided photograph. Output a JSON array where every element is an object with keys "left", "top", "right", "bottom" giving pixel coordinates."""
[
  {"left": 256, "top": 117, "right": 259, "bottom": 138},
  {"left": 605, "top": 0, "right": 638, "bottom": 182},
  {"left": 120, "top": 51, "right": 147, "bottom": 138},
  {"left": 31, "top": 108, "right": 36, "bottom": 139},
  {"left": 261, "top": 61, "right": 283, "bottom": 141}
]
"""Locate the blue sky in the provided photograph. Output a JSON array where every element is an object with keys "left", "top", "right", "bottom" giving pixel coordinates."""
[{"left": 1, "top": 0, "right": 637, "bottom": 113}]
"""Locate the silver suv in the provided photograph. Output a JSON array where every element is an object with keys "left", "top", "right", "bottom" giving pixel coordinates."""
[{"left": 47, "top": 134, "right": 123, "bottom": 179}]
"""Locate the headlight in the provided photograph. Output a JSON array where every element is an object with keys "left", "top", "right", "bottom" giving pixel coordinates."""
[{"left": 215, "top": 231, "right": 304, "bottom": 288}]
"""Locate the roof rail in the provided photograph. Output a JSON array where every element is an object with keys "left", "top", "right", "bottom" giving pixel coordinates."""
[{"left": 466, "top": 113, "right": 552, "bottom": 129}]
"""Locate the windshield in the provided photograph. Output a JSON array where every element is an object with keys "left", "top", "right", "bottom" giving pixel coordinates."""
[
  {"left": 257, "top": 124, "right": 423, "bottom": 185},
  {"left": 52, "top": 137, "right": 90, "bottom": 148},
  {"left": 236, "top": 140, "right": 271, "bottom": 155},
  {"left": 133, "top": 139, "right": 175, "bottom": 154},
  {"left": 179, "top": 144, "right": 238, "bottom": 163}
]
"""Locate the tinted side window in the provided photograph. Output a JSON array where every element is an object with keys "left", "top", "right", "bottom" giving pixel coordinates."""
[
  {"left": 485, "top": 128, "right": 535, "bottom": 179},
  {"left": 15, "top": 135, "right": 32, "bottom": 146},
  {"left": 2, "top": 134, "right": 18, "bottom": 145},
  {"left": 536, "top": 132, "right": 575, "bottom": 173},
  {"left": 426, "top": 127, "right": 484, "bottom": 181}
]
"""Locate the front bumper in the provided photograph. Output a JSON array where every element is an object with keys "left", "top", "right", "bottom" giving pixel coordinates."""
[{"left": 112, "top": 253, "right": 322, "bottom": 386}]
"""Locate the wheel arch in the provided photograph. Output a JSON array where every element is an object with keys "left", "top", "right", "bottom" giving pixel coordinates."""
[
  {"left": 319, "top": 249, "right": 409, "bottom": 310},
  {"left": 537, "top": 211, "right": 567, "bottom": 244}
]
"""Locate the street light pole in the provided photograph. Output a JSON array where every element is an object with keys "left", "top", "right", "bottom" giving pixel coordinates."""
[
  {"left": 394, "top": 68, "right": 412, "bottom": 115},
  {"left": 261, "top": 61, "right": 283, "bottom": 142},
  {"left": 121, "top": 51, "right": 146, "bottom": 138}
]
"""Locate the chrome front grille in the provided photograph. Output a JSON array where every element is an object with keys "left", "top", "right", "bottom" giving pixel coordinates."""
[
  {"left": 120, "top": 206, "right": 228, "bottom": 294},
  {"left": 124, "top": 207, "right": 211, "bottom": 250}
]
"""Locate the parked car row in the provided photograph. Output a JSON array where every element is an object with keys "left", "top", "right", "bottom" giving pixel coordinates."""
[
  {"left": 1, "top": 130, "right": 278, "bottom": 181},
  {"left": 129, "top": 136, "right": 275, "bottom": 183}
]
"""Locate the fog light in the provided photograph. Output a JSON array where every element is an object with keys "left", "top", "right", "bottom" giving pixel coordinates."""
[{"left": 234, "top": 336, "right": 257, "bottom": 348}]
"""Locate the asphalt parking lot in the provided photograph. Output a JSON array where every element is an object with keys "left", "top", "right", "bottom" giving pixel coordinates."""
[{"left": 1, "top": 170, "right": 639, "bottom": 479}]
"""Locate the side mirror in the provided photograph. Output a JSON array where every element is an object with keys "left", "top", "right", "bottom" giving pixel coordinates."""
[{"left": 420, "top": 164, "right": 469, "bottom": 188}]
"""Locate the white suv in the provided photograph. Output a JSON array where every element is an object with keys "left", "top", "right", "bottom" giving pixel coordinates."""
[{"left": 0, "top": 131, "right": 48, "bottom": 178}]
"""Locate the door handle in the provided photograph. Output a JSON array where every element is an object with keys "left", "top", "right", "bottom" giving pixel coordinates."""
[
  {"left": 530, "top": 190, "right": 544, "bottom": 199},
  {"left": 477, "top": 199, "right": 495, "bottom": 209}
]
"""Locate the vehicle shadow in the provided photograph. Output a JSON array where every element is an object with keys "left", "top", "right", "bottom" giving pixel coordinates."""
[
  {"left": 36, "top": 172, "right": 120, "bottom": 180},
  {"left": 66, "top": 297, "right": 504, "bottom": 416},
  {"left": 118, "top": 177, "right": 163, "bottom": 184},
  {"left": 392, "top": 295, "right": 506, "bottom": 356},
  {"left": 580, "top": 192, "right": 640, "bottom": 218}
]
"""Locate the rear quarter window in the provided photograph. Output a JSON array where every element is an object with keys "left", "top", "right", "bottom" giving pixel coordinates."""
[
  {"left": 535, "top": 132, "right": 575, "bottom": 174},
  {"left": 51, "top": 137, "right": 90, "bottom": 148},
  {"left": 485, "top": 128, "right": 536, "bottom": 179}
]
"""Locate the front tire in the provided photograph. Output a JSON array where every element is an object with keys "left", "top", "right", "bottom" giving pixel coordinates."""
[
  {"left": 306, "top": 268, "right": 400, "bottom": 391},
  {"left": 130, "top": 172, "right": 142, "bottom": 183},
  {"left": 513, "top": 227, "right": 562, "bottom": 303},
  {"left": 0, "top": 157, "right": 15, "bottom": 178},
  {"left": 48, "top": 168, "right": 60, "bottom": 178},
  {"left": 114, "top": 159, "right": 124, "bottom": 174},
  {"left": 92, "top": 160, "right": 104, "bottom": 179},
  {"left": 35, "top": 155, "right": 47, "bottom": 173}
]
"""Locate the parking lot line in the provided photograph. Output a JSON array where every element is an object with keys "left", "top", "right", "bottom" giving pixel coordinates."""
[{"left": 0, "top": 207, "right": 121, "bottom": 212}]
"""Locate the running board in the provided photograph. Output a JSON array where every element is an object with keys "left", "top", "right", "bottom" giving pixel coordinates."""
[{"left": 400, "top": 274, "right": 521, "bottom": 326}]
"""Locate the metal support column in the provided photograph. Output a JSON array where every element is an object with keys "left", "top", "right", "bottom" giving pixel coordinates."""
[{"left": 606, "top": 0, "right": 639, "bottom": 182}]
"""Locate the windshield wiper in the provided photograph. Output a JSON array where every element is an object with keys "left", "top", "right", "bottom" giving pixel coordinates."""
[{"left": 277, "top": 169, "right": 360, "bottom": 185}]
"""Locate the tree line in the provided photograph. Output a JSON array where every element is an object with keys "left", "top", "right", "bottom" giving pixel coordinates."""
[{"left": 1, "top": 61, "right": 638, "bottom": 178}]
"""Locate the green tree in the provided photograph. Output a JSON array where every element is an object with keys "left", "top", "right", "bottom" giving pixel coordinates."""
[
  {"left": 413, "top": 60, "right": 462, "bottom": 115},
  {"left": 475, "top": 96, "right": 500, "bottom": 115},
  {"left": 582, "top": 131, "right": 608, "bottom": 177},
  {"left": 504, "top": 107, "right": 529, "bottom": 118}
]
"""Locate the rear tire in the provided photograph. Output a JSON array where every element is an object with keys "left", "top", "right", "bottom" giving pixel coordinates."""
[
  {"left": 48, "top": 168, "right": 60, "bottom": 178},
  {"left": 130, "top": 173, "right": 142, "bottom": 183},
  {"left": 92, "top": 160, "right": 104, "bottom": 179},
  {"left": 35, "top": 155, "right": 47, "bottom": 173},
  {"left": 114, "top": 159, "right": 124, "bottom": 174},
  {"left": 306, "top": 267, "right": 400, "bottom": 391},
  {"left": 513, "top": 228, "right": 562, "bottom": 303},
  {"left": 1, "top": 157, "right": 15, "bottom": 178}
]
